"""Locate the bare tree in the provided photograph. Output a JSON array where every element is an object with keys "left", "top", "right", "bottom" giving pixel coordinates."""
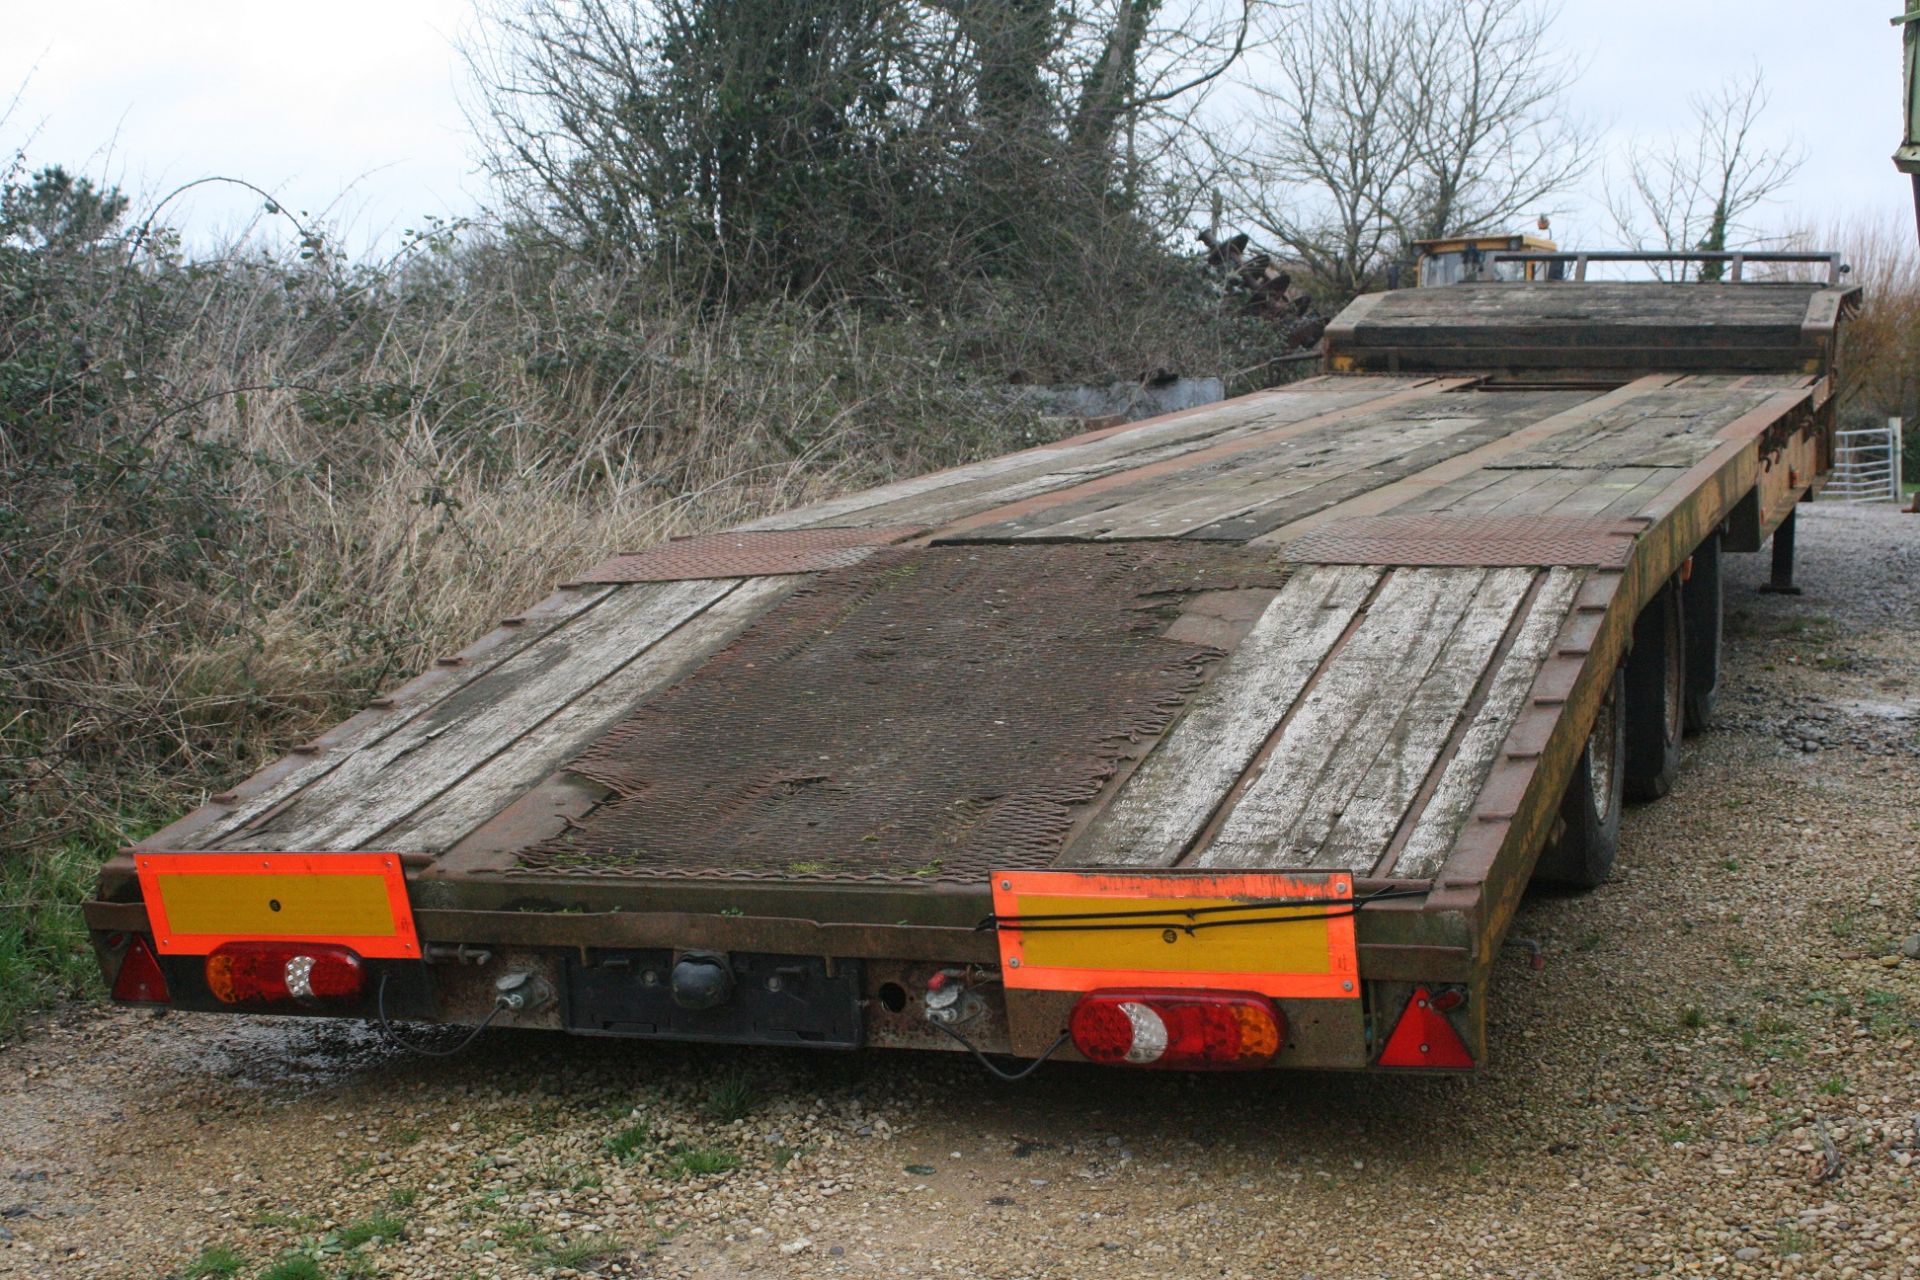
[
  {"left": 1607, "top": 69, "right": 1803, "bottom": 281},
  {"left": 1224, "top": 0, "right": 1410, "bottom": 296},
  {"left": 1221, "top": 0, "right": 1589, "bottom": 299},
  {"left": 1396, "top": 0, "right": 1589, "bottom": 243}
]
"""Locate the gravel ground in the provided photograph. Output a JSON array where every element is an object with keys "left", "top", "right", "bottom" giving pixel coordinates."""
[{"left": 3, "top": 500, "right": 1916, "bottom": 1280}]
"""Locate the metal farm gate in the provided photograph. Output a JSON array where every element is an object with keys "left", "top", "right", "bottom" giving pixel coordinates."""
[{"left": 1828, "top": 420, "right": 1903, "bottom": 502}]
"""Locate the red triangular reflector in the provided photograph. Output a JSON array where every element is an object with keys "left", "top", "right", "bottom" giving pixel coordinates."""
[
  {"left": 1377, "top": 986, "right": 1473, "bottom": 1068},
  {"left": 111, "top": 935, "right": 170, "bottom": 1005}
]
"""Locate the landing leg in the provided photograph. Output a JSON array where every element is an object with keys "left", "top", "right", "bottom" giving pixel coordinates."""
[{"left": 1758, "top": 508, "right": 1803, "bottom": 596}]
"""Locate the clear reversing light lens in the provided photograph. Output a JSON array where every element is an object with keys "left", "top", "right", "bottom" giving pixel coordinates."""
[{"left": 1068, "top": 990, "right": 1283, "bottom": 1070}]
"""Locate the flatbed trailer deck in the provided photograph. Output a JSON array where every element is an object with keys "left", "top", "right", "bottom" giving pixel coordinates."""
[{"left": 86, "top": 271, "right": 1858, "bottom": 1072}]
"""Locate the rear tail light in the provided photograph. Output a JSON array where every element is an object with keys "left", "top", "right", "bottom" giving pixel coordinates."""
[
  {"left": 205, "top": 941, "right": 365, "bottom": 1008},
  {"left": 1068, "top": 990, "right": 1284, "bottom": 1070},
  {"left": 109, "top": 935, "right": 170, "bottom": 1005},
  {"left": 1377, "top": 985, "right": 1475, "bottom": 1069}
]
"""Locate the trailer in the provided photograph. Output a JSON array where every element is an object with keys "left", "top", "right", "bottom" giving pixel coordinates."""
[{"left": 86, "top": 254, "right": 1859, "bottom": 1073}]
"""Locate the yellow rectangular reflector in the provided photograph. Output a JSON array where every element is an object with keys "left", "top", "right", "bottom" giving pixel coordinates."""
[
  {"left": 991, "top": 870, "right": 1359, "bottom": 999},
  {"left": 135, "top": 853, "right": 418, "bottom": 958}
]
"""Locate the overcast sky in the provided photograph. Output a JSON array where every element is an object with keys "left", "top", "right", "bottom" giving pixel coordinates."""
[{"left": 3, "top": 0, "right": 1911, "bottom": 257}]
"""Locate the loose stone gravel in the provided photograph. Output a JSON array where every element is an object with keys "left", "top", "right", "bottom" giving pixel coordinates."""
[{"left": 2, "top": 502, "right": 1916, "bottom": 1280}]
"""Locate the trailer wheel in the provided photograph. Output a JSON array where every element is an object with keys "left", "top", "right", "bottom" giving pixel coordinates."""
[
  {"left": 1624, "top": 581, "right": 1685, "bottom": 802},
  {"left": 1681, "top": 533, "right": 1722, "bottom": 734},
  {"left": 1534, "top": 666, "right": 1624, "bottom": 888}
]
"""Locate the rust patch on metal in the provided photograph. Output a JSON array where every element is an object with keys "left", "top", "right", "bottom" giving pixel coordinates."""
[
  {"left": 1281, "top": 515, "right": 1645, "bottom": 568},
  {"left": 512, "top": 544, "right": 1292, "bottom": 883},
  {"left": 571, "top": 526, "right": 927, "bottom": 583}
]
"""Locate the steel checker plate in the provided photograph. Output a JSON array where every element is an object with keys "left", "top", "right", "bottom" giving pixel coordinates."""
[
  {"left": 571, "top": 527, "right": 928, "bottom": 583},
  {"left": 511, "top": 544, "right": 1293, "bottom": 883},
  {"left": 1280, "top": 515, "right": 1645, "bottom": 568}
]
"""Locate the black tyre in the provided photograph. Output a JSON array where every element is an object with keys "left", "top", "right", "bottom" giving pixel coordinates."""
[
  {"left": 1681, "top": 533, "right": 1722, "bottom": 734},
  {"left": 1534, "top": 666, "right": 1625, "bottom": 889},
  {"left": 1624, "top": 580, "right": 1685, "bottom": 802}
]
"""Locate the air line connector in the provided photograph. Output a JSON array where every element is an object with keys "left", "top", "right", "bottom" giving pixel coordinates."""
[
  {"left": 494, "top": 970, "right": 556, "bottom": 1014},
  {"left": 924, "top": 969, "right": 986, "bottom": 1027}
]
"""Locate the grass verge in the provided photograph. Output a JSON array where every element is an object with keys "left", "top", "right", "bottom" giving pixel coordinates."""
[{"left": 0, "top": 832, "right": 116, "bottom": 1040}]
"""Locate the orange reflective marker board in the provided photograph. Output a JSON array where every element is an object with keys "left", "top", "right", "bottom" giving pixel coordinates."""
[
  {"left": 135, "top": 852, "right": 419, "bottom": 959},
  {"left": 991, "top": 870, "right": 1359, "bottom": 1000}
]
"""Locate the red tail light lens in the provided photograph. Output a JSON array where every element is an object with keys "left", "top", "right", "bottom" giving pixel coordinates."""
[
  {"left": 1377, "top": 986, "right": 1475, "bottom": 1069},
  {"left": 1068, "top": 990, "right": 1284, "bottom": 1070},
  {"left": 110, "top": 935, "right": 170, "bottom": 1005},
  {"left": 205, "top": 942, "right": 365, "bottom": 1008}
]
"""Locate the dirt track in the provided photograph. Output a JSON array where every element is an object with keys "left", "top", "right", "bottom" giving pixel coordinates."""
[{"left": 3, "top": 501, "right": 1917, "bottom": 1280}]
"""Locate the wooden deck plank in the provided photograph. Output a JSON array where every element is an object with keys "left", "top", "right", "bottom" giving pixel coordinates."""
[
  {"left": 1188, "top": 405, "right": 1574, "bottom": 540},
  {"left": 846, "top": 383, "right": 1437, "bottom": 529},
  {"left": 1541, "top": 468, "right": 1672, "bottom": 517},
  {"left": 1303, "top": 568, "right": 1536, "bottom": 872},
  {"left": 1192, "top": 568, "right": 1491, "bottom": 870},
  {"left": 965, "top": 391, "right": 1583, "bottom": 542},
  {"left": 1251, "top": 376, "right": 1678, "bottom": 547},
  {"left": 214, "top": 578, "right": 739, "bottom": 851},
  {"left": 1470, "top": 469, "right": 1631, "bottom": 517},
  {"left": 748, "top": 381, "right": 1427, "bottom": 532},
  {"left": 1440, "top": 468, "right": 1564, "bottom": 515},
  {"left": 1490, "top": 389, "right": 1773, "bottom": 470},
  {"left": 186, "top": 584, "right": 620, "bottom": 847},
  {"left": 1064, "top": 565, "right": 1382, "bottom": 868},
  {"left": 1018, "top": 410, "right": 1498, "bottom": 540},
  {"left": 1601, "top": 468, "right": 1701, "bottom": 519},
  {"left": 929, "top": 379, "right": 1473, "bottom": 542},
  {"left": 374, "top": 577, "right": 796, "bottom": 854},
  {"left": 1390, "top": 568, "right": 1585, "bottom": 879},
  {"left": 1387, "top": 466, "right": 1538, "bottom": 516}
]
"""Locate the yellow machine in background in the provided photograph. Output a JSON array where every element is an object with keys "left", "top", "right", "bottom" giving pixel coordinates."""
[{"left": 1413, "top": 232, "right": 1558, "bottom": 286}]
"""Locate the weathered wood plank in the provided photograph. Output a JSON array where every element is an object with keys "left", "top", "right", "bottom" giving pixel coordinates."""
[
  {"left": 217, "top": 578, "right": 739, "bottom": 851},
  {"left": 1337, "top": 284, "right": 1826, "bottom": 351},
  {"left": 1303, "top": 568, "right": 1537, "bottom": 871},
  {"left": 966, "top": 391, "right": 1578, "bottom": 542},
  {"left": 1193, "top": 568, "right": 1491, "bottom": 869},
  {"left": 847, "top": 390, "right": 1425, "bottom": 528},
  {"left": 1384, "top": 465, "right": 1532, "bottom": 516},
  {"left": 1489, "top": 389, "right": 1773, "bottom": 468},
  {"left": 1095, "top": 409, "right": 1514, "bottom": 537},
  {"left": 929, "top": 380, "right": 1476, "bottom": 541},
  {"left": 1437, "top": 468, "right": 1563, "bottom": 515},
  {"left": 1187, "top": 407, "right": 1571, "bottom": 541},
  {"left": 1028, "top": 411, "right": 1498, "bottom": 540},
  {"left": 1065, "top": 565, "right": 1382, "bottom": 868},
  {"left": 747, "top": 381, "right": 1425, "bottom": 532},
  {"left": 1251, "top": 376, "right": 1678, "bottom": 547},
  {"left": 1592, "top": 468, "right": 1698, "bottom": 519},
  {"left": 1536, "top": 468, "right": 1670, "bottom": 517},
  {"left": 374, "top": 577, "right": 796, "bottom": 853},
  {"left": 188, "top": 583, "right": 619, "bottom": 846},
  {"left": 1390, "top": 568, "right": 1584, "bottom": 879},
  {"left": 1492, "top": 401, "right": 1765, "bottom": 470}
]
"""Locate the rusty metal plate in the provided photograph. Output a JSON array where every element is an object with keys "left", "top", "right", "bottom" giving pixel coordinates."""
[
  {"left": 511, "top": 544, "right": 1292, "bottom": 884},
  {"left": 571, "top": 526, "right": 927, "bottom": 583},
  {"left": 1281, "top": 515, "right": 1645, "bottom": 568}
]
